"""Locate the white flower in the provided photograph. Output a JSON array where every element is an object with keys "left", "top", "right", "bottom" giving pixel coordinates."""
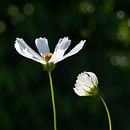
[
  {"left": 14, "top": 37, "right": 86, "bottom": 64},
  {"left": 73, "top": 72, "right": 99, "bottom": 96}
]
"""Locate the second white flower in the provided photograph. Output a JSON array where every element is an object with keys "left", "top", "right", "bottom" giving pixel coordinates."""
[{"left": 73, "top": 72, "right": 99, "bottom": 96}]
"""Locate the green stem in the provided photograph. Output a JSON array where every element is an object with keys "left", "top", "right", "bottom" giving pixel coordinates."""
[
  {"left": 99, "top": 96, "right": 112, "bottom": 130},
  {"left": 48, "top": 72, "right": 57, "bottom": 130}
]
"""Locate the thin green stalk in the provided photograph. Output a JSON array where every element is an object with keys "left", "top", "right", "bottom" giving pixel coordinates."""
[
  {"left": 99, "top": 95, "right": 112, "bottom": 130},
  {"left": 48, "top": 72, "right": 57, "bottom": 130}
]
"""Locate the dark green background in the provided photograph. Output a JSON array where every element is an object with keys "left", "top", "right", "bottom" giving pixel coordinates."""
[{"left": 0, "top": 0, "right": 130, "bottom": 130}]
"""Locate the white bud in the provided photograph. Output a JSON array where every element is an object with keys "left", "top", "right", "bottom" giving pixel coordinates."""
[{"left": 73, "top": 72, "right": 99, "bottom": 96}]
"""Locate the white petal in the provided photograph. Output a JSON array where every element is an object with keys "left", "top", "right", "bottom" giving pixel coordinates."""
[
  {"left": 78, "top": 72, "right": 93, "bottom": 88},
  {"left": 73, "top": 87, "right": 90, "bottom": 96},
  {"left": 49, "top": 37, "right": 71, "bottom": 63},
  {"left": 53, "top": 40, "right": 86, "bottom": 63},
  {"left": 75, "top": 79, "right": 91, "bottom": 92},
  {"left": 87, "top": 72, "right": 98, "bottom": 87},
  {"left": 54, "top": 37, "right": 71, "bottom": 52},
  {"left": 14, "top": 38, "right": 45, "bottom": 64},
  {"left": 35, "top": 37, "right": 50, "bottom": 56}
]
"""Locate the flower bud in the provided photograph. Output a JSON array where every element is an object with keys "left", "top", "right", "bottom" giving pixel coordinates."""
[{"left": 73, "top": 72, "right": 99, "bottom": 96}]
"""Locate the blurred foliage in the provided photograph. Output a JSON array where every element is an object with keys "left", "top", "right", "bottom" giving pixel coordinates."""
[{"left": 0, "top": 0, "right": 130, "bottom": 130}]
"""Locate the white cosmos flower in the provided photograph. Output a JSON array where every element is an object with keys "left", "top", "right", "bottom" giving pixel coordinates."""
[
  {"left": 14, "top": 37, "right": 86, "bottom": 64},
  {"left": 73, "top": 72, "right": 99, "bottom": 96}
]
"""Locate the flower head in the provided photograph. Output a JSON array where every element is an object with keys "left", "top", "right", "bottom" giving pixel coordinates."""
[
  {"left": 73, "top": 71, "right": 99, "bottom": 96},
  {"left": 14, "top": 37, "right": 86, "bottom": 65}
]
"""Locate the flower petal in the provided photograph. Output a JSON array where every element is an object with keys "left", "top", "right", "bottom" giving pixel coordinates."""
[
  {"left": 35, "top": 37, "right": 50, "bottom": 56},
  {"left": 78, "top": 72, "right": 93, "bottom": 88},
  {"left": 75, "top": 78, "right": 91, "bottom": 92},
  {"left": 87, "top": 72, "right": 98, "bottom": 87},
  {"left": 49, "top": 37, "right": 71, "bottom": 63},
  {"left": 73, "top": 87, "right": 90, "bottom": 96},
  {"left": 53, "top": 40, "right": 86, "bottom": 63},
  {"left": 14, "top": 38, "right": 45, "bottom": 64}
]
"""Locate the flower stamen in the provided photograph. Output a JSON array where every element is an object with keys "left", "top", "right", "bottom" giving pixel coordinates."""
[{"left": 43, "top": 53, "right": 53, "bottom": 62}]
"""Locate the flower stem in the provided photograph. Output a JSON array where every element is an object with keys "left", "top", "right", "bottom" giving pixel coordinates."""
[
  {"left": 99, "top": 95, "right": 112, "bottom": 130},
  {"left": 48, "top": 72, "right": 57, "bottom": 130}
]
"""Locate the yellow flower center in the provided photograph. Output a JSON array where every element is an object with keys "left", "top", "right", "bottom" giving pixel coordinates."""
[{"left": 43, "top": 53, "right": 53, "bottom": 62}]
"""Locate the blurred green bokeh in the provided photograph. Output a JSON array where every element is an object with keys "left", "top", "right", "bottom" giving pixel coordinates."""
[{"left": 0, "top": 0, "right": 130, "bottom": 130}]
